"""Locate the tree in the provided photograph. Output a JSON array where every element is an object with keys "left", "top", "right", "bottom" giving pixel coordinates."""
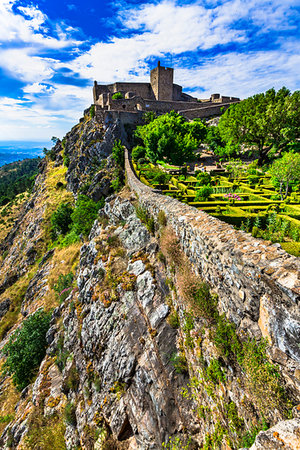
[
  {"left": 2, "top": 310, "right": 51, "bottom": 390},
  {"left": 218, "top": 88, "right": 300, "bottom": 165},
  {"left": 269, "top": 152, "right": 300, "bottom": 200},
  {"left": 135, "top": 111, "right": 206, "bottom": 165}
]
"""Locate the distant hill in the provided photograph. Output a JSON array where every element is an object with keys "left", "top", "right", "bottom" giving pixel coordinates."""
[{"left": 0, "top": 158, "right": 41, "bottom": 206}]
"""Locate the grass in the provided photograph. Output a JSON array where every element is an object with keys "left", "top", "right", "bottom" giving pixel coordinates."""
[
  {"left": 0, "top": 264, "right": 37, "bottom": 340},
  {"left": 0, "top": 192, "right": 30, "bottom": 242},
  {"left": 0, "top": 377, "right": 19, "bottom": 436}
]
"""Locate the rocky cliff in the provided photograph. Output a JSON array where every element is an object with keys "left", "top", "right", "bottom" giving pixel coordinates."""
[{"left": 0, "top": 112, "right": 299, "bottom": 450}]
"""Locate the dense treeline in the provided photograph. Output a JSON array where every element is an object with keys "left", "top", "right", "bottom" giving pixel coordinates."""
[{"left": 0, "top": 158, "right": 40, "bottom": 206}]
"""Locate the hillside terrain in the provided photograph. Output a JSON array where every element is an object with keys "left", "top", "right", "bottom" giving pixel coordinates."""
[{"left": 0, "top": 108, "right": 298, "bottom": 450}]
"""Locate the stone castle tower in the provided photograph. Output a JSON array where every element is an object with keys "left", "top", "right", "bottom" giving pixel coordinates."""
[{"left": 150, "top": 61, "right": 174, "bottom": 101}]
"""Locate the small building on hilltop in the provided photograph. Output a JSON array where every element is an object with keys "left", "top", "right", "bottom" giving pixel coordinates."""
[{"left": 92, "top": 62, "right": 240, "bottom": 121}]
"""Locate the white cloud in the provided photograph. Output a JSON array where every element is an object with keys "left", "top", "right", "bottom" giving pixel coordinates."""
[
  {"left": 0, "top": 0, "right": 82, "bottom": 48},
  {"left": 22, "top": 83, "right": 56, "bottom": 94},
  {"left": 176, "top": 43, "right": 300, "bottom": 99},
  {"left": 0, "top": 48, "right": 57, "bottom": 82}
]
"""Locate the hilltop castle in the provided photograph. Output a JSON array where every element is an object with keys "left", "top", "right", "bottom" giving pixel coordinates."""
[{"left": 92, "top": 62, "right": 240, "bottom": 120}]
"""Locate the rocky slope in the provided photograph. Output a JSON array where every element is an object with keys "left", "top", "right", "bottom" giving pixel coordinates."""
[{"left": 0, "top": 110, "right": 298, "bottom": 449}]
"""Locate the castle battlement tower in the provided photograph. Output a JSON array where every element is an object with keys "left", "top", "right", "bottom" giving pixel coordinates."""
[{"left": 150, "top": 61, "right": 174, "bottom": 101}]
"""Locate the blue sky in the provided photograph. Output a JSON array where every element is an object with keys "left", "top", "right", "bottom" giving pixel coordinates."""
[{"left": 0, "top": 0, "right": 299, "bottom": 141}]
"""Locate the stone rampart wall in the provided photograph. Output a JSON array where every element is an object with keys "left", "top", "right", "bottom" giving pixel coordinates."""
[
  {"left": 179, "top": 102, "right": 239, "bottom": 119},
  {"left": 125, "top": 150, "right": 300, "bottom": 376}
]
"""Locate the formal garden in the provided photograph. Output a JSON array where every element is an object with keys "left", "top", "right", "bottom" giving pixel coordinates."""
[{"left": 130, "top": 88, "right": 300, "bottom": 256}]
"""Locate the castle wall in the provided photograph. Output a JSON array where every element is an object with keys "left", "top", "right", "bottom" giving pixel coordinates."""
[
  {"left": 125, "top": 149, "right": 300, "bottom": 381},
  {"left": 109, "top": 82, "right": 154, "bottom": 100},
  {"left": 178, "top": 101, "right": 239, "bottom": 119}
]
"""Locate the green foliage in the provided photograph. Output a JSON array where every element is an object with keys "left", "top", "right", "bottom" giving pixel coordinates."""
[
  {"left": 213, "top": 315, "right": 241, "bottom": 357},
  {"left": 132, "top": 145, "right": 146, "bottom": 161},
  {"left": 269, "top": 152, "right": 300, "bottom": 200},
  {"left": 205, "top": 126, "right": 225, "bottom": 153},
  {"left": 170, "top": 352, "right": 188, "bottom": 374},
  {"left": 195, "top": 185, "right": 213, "bottom": 201},
  {"left": 135, "top": 111, "right": 206, "bottom": 165},
  {"left": 0, "top": 158, "right": 40, "bottom": 206},
  {"left": 142, "top": 167, "right": 170, "bottom": 184},
  {"left": 191, "top": 282, "right": 217, "bottom": 320},
  {"left": 143, "top": 111, "right": 157, "bottom": 124},
  {"left": 205, "top": 358, "right": 226, "bottom": 384},
  {"left": 168, "top": 310, "right": 180, "bottom": 328},
  {"left": 218, "top": 87, "right": 300, "bottom": 164},
  {"left": 238, "top": 420, "right": 268, "bottom": 447},
  {"left": 71, "top": 195, "right": 103, "bottom": 236},
  {"left": 280, "top": 241, "right": 300, "bottom": 257},
  {"left": 65, "top": 402, "right": 77, "bottom": 426},
  {"left": 112, "top": 92, "right": 123, "bottom": 100},
  {"left": 135, "top": 205, "right": 155, "bottom": 234},
  {"left": 2, "top": 309, "right": 51, "bottom": 390},
  {"left": 64, "top": 365, "right": 80, "bottom": 392},
  {"left": 50, "top": 202, "right": 74, "bottom": 239},
  {"left": 225, "top": 402, "right": 244, "bottom": 432},
  {"left": 55, "top": 336, "right": 70, "bottom": 372},
  {"left": 53, "top": 272, "right": 74, "bottom": 302},
  {"left": 90, "top": 104, "right": 95, "bottom": 118},
  {"left": 112, "top": 139, "right": 124, "bottom": 167},
  {"left": 196, "top": 171, "right": 211, "bottom": 185}
]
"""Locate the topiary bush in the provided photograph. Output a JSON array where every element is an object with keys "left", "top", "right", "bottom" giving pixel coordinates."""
[{"left": 2, "top": 309, "right": 52, "bottom": 390}]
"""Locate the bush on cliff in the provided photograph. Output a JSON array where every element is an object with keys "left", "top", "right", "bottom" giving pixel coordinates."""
[
  {"left": 50, "top": 202, "right": 74, "bottom": 239},
  {"left": 2, "top": 309, "right": 51, "bottom": 390},
  {"left": 71, "top": 195, "right": 103, "bottom": 237},
  {"left": 112, "top": 139, "right": 125, "bottom": 168}
]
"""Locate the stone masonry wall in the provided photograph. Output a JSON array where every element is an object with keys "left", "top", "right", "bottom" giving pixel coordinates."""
[
  {"left": 125, "top": 150, "right": 300, "bottom": 394},
  {"left": 179, "top": 101, "right": 240, "bottom": 119}
]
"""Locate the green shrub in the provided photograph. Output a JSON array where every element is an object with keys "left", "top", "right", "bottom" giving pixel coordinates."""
[
  {"left": 170, "top": 352, "right": 188, "bottom": 374},
  {"left": 65, "top": 402, "right": 77, "bottom": 426},
  {"left": 50, "top": 203, "right": 74, "bottom": 239},
  {"left": 206, "top": 358, "right": 226, "bottom": 384},
  {"left": 112, "top": 139, "right": 124, "bottom": 167},
  {"left": 192, "top": 283, "right": 217, "bottom": 320},
  {"left": 71, "top": 195, "right": 103, "bottom": 236},
  {"left": 90, "top": 105, "right": 95, "bottom": 118},
  {"left": 196, "top": 172, "right": 211, "bottom": 185},
  {"left": 112, "top": 92, "right": 123, "bottom": 100},
  {"left": 251, "top": 225, "right": 260, "bottom": 237},
  {"left": 132, "top": 146, "right": 146, "bottom": 161},
  {"left": 195, "top": 185, "right": 213, "bottom": 201},
  {"left": 64, "top": 365, "right": 80, "bottom": 392},
  {"left": 2, "top": 309, "right": 51, "bottom": 390},
  {"left": 53, "top": 272, "right": 74, "bottom": 302},
  {"left": 167, "top": 310, "right": 180, "bottom": 328},
  {"left": 135, "top": 205, "right": 155, "bottom": 234}
]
